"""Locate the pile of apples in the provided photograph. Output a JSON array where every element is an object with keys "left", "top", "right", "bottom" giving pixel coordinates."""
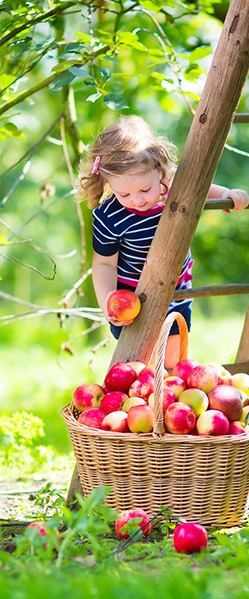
[{"left": 72, "top": 358, "right": 249, "bottom": 436}]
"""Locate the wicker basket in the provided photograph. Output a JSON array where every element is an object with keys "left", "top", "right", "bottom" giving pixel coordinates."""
[{"left": 61, "top": 312, "right": 249, "bottom": 527}]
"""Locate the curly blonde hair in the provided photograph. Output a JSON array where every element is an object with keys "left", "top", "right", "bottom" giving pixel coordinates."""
[{"left": 76, "top": 115, "right": 177, "bottom": 209}]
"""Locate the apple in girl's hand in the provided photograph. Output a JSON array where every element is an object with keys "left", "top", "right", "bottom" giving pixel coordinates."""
[
  {"left": 100, "top": 391, "right": 128, "bottom": 414},
  {"left": 115, "top": 509, "right": 151, "bottom": 539},
  {"left": 126, "top": 361, "right": 146, "bottom": 376},
  {"left": 127, "top": 404, "right": 154, "bottom": 433},
  {"left": 196, "top": 409, "right": 230, "bottom": 435},
  {"left": 208, "top": 363, "right": 233, "bottom": 385},
  {"left": 179, "top": 388, "right": 209, "bottom": 417},
  {"left": 107, "top": 289, "right": 141, "bottom": 322},
  {"left": 164, "top": 402, "right": 196, "bottom": 434},
  {"left": 73, "top": 383, "right": 105, "bottom": 412},
  {"left": 187, "top": 365, "right": 218, "bottom": 393},
  {"left": 102, "top": 411, "right": 129, "bottom": 432},
  {"left": 172, "top": 359, "right": 200, "bottom": 382},
  {"left": 163, "top": 376, "right": 186, "bottom": 398},
  {"left": 229, "top": 421, "right": 248, "bottom": 435},
  {"left": 208, "top": 385, "right": 243, "bottom": 422},
  {"left": 148, "top": 387, "right": 176, "bottom": 412},
  {"left": 232, "top": 372, "right": 249, "bottom": 397},
  {"left": 128, "top": 374, "right": 154, "bottom": 401},
  {"left": 104, "top": 362, "right": 137, "bottom": 392},
  {"left": 78, "top": 408, "right": 106, "bottom": 429},
  {"left": 122, "top": 397, "right": 147, "bottom": 412},
  {"left": 173, "top": 522, "right": 208, "bottom": 554}
]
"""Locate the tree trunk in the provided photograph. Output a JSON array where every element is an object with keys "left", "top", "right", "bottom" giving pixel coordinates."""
[{"left": 66, "top": 0, "right": 249, "bottom": 506}]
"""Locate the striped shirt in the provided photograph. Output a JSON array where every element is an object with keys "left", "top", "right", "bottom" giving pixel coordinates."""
[{"left": 92, "top": 194, "right": 193, "bottom": 289}]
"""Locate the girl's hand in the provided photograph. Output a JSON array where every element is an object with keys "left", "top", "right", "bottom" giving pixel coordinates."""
[{"left": 222, "top": 188, "right": 249, "bottom": 213}]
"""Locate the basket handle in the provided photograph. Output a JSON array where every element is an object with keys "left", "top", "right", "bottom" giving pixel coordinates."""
[{"left": 153, "top": 312, "right": 188, "bottom": 437}]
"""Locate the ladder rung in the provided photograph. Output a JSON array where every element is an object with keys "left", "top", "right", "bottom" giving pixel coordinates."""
[
  {"left": 233, "top": 113, "right": 249, "bottom": 123},
  {"left": 173, "top": 284, "right": 249, "bottom": 300},
  {"left": 205, "top": 198, "right": 249, "bottom": 210}
]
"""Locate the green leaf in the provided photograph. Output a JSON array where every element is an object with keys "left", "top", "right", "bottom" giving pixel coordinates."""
[
  {"left": 73, "top": 32, "right": 91, "bottom": 44},
  {"left": 50, "top": 72, "right": 75, "bottom": 89},
  {"left": 184, "top": 63, "right": 203, "bottom": 82},
  {"left": 189, "top": 45, "right": 212, "bottom": 62},
  {"left": 86, "top": 91, "right": 102, "bottom": 103},
  {"left": 118, "top": 32, "right": 147, "bottom": 52},
  {"left": 98, "top": 67, "right": 111, "bottom": 82},
  {"left": 0, "top": 122, "right": 25, "bottom": 140},
  {"left": 68, "top": 66, "right": 91, "bottom": 78},
  {"left": 104, "top": 94, "right": 129, "bottom": 110}
]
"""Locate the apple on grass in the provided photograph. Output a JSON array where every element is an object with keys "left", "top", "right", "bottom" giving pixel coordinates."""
[
  {"left": 173, "top": 522, "right": 208, "bottom": 554},
  {"left": 107, "top": 289, "right": 141, "bottom": 322},
  {"left": 115, "top": 509, "right": 151, "bottom": 539},
  {"left": 127, "top": 405, "right": 154, "bottom": 433},
  {"left": 100, "top": 391, "right": 128, "bottom": 414},
  {"left": 164, "top": 402, "right": 196, "bottom": 435},
  {"left": 187, "top": 365, "right": 218, "bottom": 393},
  {"left": 28, "top": 521, "right": 47, "bottom": 538},
  {"left": 104, "top": 362, "right": 137, "bottom": 393},
  {"left": 196, "top": 409, "right": 230, "bottom": 436},
  {"left": 208, "top": 384, "right": 243, "bottom": 422},
  {"left": 122, "top": 397, "right": 147, "bottom": 412},
  {"left": 102, "top": 411, "right": 129, "bottom": 432},
  {"left": 73, "top": 383, "right": 105, "bottom": 412},
  {"left": 163, "top": 376, "right": 187, "bottom": 398},
  {"left": 178, "top": 388, "right": 209, "bottom": 417},
  {"left": 148, "top": 387, "right": 176, "bottom": 412},
  {"left": 78, "top": 408, "right": 106, "bottom": 429},
  {"left": 128, "top": 374, "right": 154, "bottom": 401},
  {"left": 172, "top": 359, "right": 200, "bottom": 383}
]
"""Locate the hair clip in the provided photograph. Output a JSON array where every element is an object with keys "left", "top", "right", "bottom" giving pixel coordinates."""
[{"left": 91, "top": 155, "right": 101, "bottom": 175}]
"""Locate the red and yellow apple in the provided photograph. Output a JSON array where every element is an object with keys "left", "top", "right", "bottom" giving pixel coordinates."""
[
  {"left": 128, "top": 374, "right": 154, "bottom": 401},
  {"left": 101, "top": 411, "right": 129, "bottom": 432},
  {"left": 208, "top": 384, "right": 243, "bottom": 422},
  {"left": 187, "top": 365, "right": 218, "bottom": 393},
  {"left": 232, "top": 372, "right": 249, "bottom": 397},
  {"left": 164, "top": 402, "right": 196, "bottom": 435},
  {"left": 148, "top": 387, "right": 176, "bottom": 412},
  {"left": 115, "top": 509, "right": 151, "bottom": 539},
  {"left": 104, "top": 362, "right": 137, "bottom": 392},
  {"left": 163, "top": 376, "right": 187, "bottom": 398},
  {"left": 196, "top": 409, "right": 230, "bottom": 436},
  {"left": 107, "top": 289, "right": 141, "bottom": 322},
  {"left": 73, "top": 383, "right": 105, "bottom": 412},
  {"left": 78, "top": 408, "right": 106, "bottom": 429},
  {"left": 172, "top": 359, "right": 200, "bottom": 383},
  {"left": 173, "top": 522, "right": 208, "bottom": 554},
  {"left": 122, "top": 397, "right": 147, "bottom": 412},
  {"left": 229, "top": 421, "right": 248, "bottom": 435},
  {"left": 208, "top": 363, "right": 233, "bottom": 385},
  {"left": 100, "top": 391, "right": 128, "bottom": 414},
  {"left": 127, "top": 404, "right": 154, "bottom": 433},
  {"left": 240, "top": 405, "right": 249, "bottom": 424},
  {"left": 179, "top": 388, "right": 209, "bottom": 417},
  {"left": 126, "top": 361, "right": 146, "bottom": 376}
]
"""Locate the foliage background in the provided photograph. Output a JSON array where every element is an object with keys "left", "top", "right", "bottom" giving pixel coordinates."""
[{"left": 0, "top": 0, "right": 248, "bottom": 454}]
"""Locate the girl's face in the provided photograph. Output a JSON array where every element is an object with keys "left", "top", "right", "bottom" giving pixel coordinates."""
[{"left": 106, "top": 169, "right": 165, "bottom": 211}]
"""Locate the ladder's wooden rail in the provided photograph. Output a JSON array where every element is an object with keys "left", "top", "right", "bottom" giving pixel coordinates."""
[{"left": 233, "top": 113, "right": 249, "bottom": 123}]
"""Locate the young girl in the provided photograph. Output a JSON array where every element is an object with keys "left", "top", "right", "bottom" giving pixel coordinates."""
[{"left": 77, "top": 115, "right": 249, "bottom": 368}]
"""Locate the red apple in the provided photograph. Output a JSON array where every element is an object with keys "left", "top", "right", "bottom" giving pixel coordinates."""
[
  {"left": 104, "top": 362, "right": 137, "bottom": 392},
  {"left": 126, "top": 361, "right": 146, "bottom": 376},
  {"left": 100, "top": 391, "right": 128, "bottom": 414},
  {"left": 173, "top": 522, "right": 208, "bottom": 554},
  {"left": 28, "top": 521, "right": 47, "bottom": 537},
  {"left": 148, "top": 387, "right": 176, "bottom": 412},
  {"left": 127, "top": 404, "right": 154, "bottom": 433},
  {"left": 107, "top": 289, "right": 141, "bottom": 322},
  {"left": 122, "top": 397, "right": 147, "bottom": 412},
  {"left": 102, "top": 411, "right": 129, "bottom": 432},
  {"left": 140, "top": 363, "right": 168, "bottom": 378},
  {"left": 73, "top": 383, "right": 105, "bottom": 412},
  {"left": 164, "top": 376, "right": 187, "bottom": 398},
  {"left": 179, "top": 388, "right": 209, "bottom": 417},
  {"left": 208, "top": 363, "right": 233, "bottom": 385},
  {"left": 187, "top": 365, "right": 218, "bottom": 393},
  {"left": 196, "top": 409, "right": 230, "bottom": 436},
  {"left": 78, "top": 408, "right": 106, "bottom": 429},
  {"left": 229, "top": 421, "right": 248, "bottom": 435},
  {"left": 208, "top": 385, "right": 243, "bottom": 422},
  {"left": 128, "top": 374, "right": 154, "bottom": 401},
  {"left": 115, "top": 509, "right": 151, "bottom": 539},
  {"left": 172, "top": 359, "right": 200, "bottom": 383},
  {"left": 164, "top": 402, "right": 196, "bottom": 435}
]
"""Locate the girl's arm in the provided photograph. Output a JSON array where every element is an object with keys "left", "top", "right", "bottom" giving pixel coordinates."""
[
  {"left": 92, "top": 251, "right": 133, "bottom": 326},
  {"left": 208, "top": 184, "right": 249, "bottom": 212}
]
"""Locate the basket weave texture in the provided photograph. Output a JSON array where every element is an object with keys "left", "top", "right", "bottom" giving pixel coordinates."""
[{"left": 61, "top": 312, "right": 249, "bottom": 526}]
